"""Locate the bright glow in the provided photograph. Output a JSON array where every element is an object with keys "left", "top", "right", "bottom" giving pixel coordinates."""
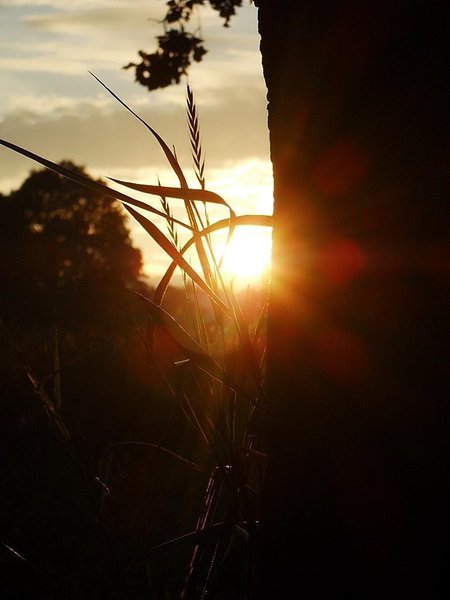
[
  {"left": 220, "top": 226, "right": 272, "bottom": 280},
  {"left": 127, "top": 160, "right": 274, "bottom": 286}
]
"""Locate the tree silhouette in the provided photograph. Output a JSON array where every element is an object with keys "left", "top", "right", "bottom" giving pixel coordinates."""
[
  {"left": 124, "top": 0, "right": 243, "bottom": 90},
  {"left": 0, "top": 162, "right": 143, "bottom": 330}
]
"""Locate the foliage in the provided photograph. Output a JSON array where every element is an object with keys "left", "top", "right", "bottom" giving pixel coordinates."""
[
  {"left": 124, "top": 0, "right": 244, "bottom": 91},
  {"left": 0, "top": 162, "right": 142, "bottom": 330},
  {"left": 0, "top": 81, "right": 271, "bottom": 598}
]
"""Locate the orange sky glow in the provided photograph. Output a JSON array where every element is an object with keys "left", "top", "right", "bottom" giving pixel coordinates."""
[{"left": 0, "top": 0, "right": 273, "bottom": 286}]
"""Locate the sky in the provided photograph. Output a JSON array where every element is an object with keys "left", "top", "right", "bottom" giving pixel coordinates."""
[{"left": 0, "top": 0, "right": 273, "bottom": 284}]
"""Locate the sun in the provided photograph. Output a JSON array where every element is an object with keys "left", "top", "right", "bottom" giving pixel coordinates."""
[{"left": 220, "top": 226, "right": 272, "bottom": 280}]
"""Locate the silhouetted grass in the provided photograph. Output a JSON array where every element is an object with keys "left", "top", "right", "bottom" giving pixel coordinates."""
[{"left": 0, "top": 79, "right": 272, "bottom": 598}]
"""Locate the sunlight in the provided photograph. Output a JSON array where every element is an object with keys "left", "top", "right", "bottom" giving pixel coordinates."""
[
  {"left": 125, "top": 159, "right": 274, "bottom": 286},
  {"left": 220, "top": 226, "right": 272, "bottom": 281}
]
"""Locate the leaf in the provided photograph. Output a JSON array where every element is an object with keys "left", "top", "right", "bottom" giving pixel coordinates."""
[
  {"left": 138, "top": 293, "right": 222, "bottom": 374},
  {"left": 89, "top": 72, "right": 189, "bottom": 188},
  {"left": 150, "top": 522, "right": 227, "bottom": 556},
  {"left": 125, "top": 205, "right": 228, "bottom": 314},
  {"left": 100, "top": 441, "right": 205, "bottom": 473},
  {"left": 0, "top": 139, "right": 193, "bottom": 231},
  {"left": 138, "top": 294, "right": 259, "bottom": 406},
  {"left": 108, "top": 177, "right": 232, "bottom": 210},
  {"left": 89, "top": 74, "right": 231, "bottom": 291},
  {"left": 0, "top": 319, "right": 69, "bottom": 441},
  {"left": 154, "top": 214, "right": 273, "bottom": 305}
]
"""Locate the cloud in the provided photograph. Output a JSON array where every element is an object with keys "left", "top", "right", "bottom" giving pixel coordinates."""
[
  {"left": 23, "top": 6, "right": 159, "bottom": 30},
  {"left": 0, "top": 94, "right": 115, "bottom": 124},
  {"left": 0, "top": 1, "right": 260, "bottom": 76},
  {"left": 2, "top": 0, "right": 143, "bottom": 8},
  {"left": 0, "top": 23, "right": 154, "bottom": 76},
  {"left": 0, "top": 0, "right": 268, "bottom": 205},
  {"left": 0, "top": 84, "right": 269, "bottom": 192},
  {"left": 0, "top": 1, "right": 270, "bottom": 284}
]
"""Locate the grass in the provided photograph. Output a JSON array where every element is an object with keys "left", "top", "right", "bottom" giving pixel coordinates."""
[{"left": 0, "top": 78, "right": 272, "bottom": 598}]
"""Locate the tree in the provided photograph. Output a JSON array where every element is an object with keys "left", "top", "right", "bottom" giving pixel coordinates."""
[
  {"left": 125, "top": 1, "right": 450, "bottom": 596},
  {"left": 131, "top": 2, "right": 449, "bottom": 597},
  {"left": 124, "top": 0, "right": 243, "bottom": 90},
  {"left": 0, "top": 161, "right": 143, "bottom": 331},
  {"left": 0, "top": 164, "right": 151, "bottom": 595},
  {"left": 255, "top": 2, "right": 449, "bottom": 598}
]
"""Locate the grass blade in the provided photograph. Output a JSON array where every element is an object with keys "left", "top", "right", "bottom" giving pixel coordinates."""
[
  {"left": 100, "top": 441, "right": 205, "bottom": 473},
  {"left": 0, "top": 319, "right": 69, "bottom": 441},
  {"left": 0, "top": 139, "right": 193, "bottom": 231},
  {"left": 125, "top": 205, "right": 228, "bottom": 313},
  {"left": 154, "top": 214, "right": 273, "bottom": 305},
  {"left": 89, "top": 71, "right": 189, "bottom": 188},
  {"left": 108, "top": 177, "right": 233, "bottom": 210},
  {"left": 138, "top": 294, "right": 258, "bottom": 405},
  {"left": 138, "top": 294, "right": 221, "bottom": 373}
]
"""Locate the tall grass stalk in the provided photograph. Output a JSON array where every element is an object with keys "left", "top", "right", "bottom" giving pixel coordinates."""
[{"left": 0, "top": 77, "right": 272, "bottom": 598}]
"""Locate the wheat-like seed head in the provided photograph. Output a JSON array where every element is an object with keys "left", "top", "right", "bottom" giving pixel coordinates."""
[{"left": 187, "top": 85, "right": 205, "bottom": 190}]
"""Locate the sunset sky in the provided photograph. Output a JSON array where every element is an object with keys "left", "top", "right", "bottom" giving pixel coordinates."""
[{"left": 0, "top": 0, "right": 272, "bottom": 283}]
